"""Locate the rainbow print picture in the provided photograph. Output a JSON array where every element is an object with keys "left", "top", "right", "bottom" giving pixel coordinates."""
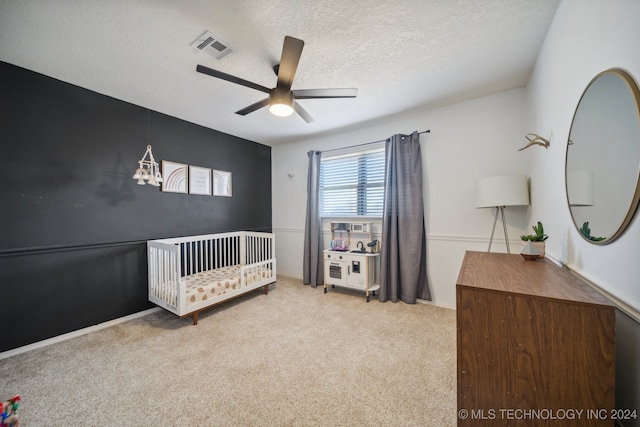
[
  {"left": 213, "top": 170, "right": 232, "bottom": 197},
  {"left": 161, "top": 161, "right": 188, "bottom": 193}
]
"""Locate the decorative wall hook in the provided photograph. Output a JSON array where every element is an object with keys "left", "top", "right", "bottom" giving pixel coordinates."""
[{"left": 518, "top": 133, "right": 550, "bottom": 151}]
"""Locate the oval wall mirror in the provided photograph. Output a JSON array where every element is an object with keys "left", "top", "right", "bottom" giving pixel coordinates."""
[{"left": 566, "top": 68, "right": 640, "bottom": 244}]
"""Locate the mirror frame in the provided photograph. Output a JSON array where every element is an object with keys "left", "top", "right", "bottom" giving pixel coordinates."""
[{"left": 566, "top": 68, "right": 640, "bottom": 244}]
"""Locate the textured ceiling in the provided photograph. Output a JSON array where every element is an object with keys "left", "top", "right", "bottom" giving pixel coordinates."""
[{"left": 0, "top": 0, "right": 560, "bottom": 146}]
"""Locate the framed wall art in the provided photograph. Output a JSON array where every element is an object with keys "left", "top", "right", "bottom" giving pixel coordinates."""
[
  {"left": 161, "top": 161, "right": 188, "bottom": 193},
  {"left": 213, "top": 169, "right": 232, "bottom": 197},
  {"left": 189, "top": 165, "right": 212, "bottom": 195}
]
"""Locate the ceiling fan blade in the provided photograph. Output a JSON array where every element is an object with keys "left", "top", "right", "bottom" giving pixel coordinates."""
[
  {"left": 276, "top": 36, "right": 304, "bottom": 91},
  {"left": 292, "top": 88, "right": 358, "bottom": 99},
  {"left": 196, "top": 65, "right": 271, "bottom": 94},
  {"left": 293, "top": 101, "right": 315, "bottom": 123},
  {"left": 235, "top": 98, "right": 270, "bottom": 116}
]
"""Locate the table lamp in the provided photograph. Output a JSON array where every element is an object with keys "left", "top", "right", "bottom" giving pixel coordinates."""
[{"left": 476, "top": 175, "right": 530, "bottom": 253}]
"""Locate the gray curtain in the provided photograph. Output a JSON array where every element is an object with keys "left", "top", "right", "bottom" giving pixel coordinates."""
[
  {"left": 303, "top": 150, "right": 324, "bottom": 287},
  {"left": 379, "top": 131, "right": 431, "bottom": 303}
]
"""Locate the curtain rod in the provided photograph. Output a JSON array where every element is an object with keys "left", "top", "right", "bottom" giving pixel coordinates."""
[{"left": 321, "top": 129, "right": 430, "bottom": 154}]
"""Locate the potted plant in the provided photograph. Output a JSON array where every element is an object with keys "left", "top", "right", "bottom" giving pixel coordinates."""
[
  {"left": 580, "top": 222, "right": 605, "bottom": 242},
  {"left": 520, "top": 221, "right": 548, "bottom": 258}
]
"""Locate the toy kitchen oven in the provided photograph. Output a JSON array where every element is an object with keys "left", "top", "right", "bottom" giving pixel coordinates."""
[{"left": 324, "top": 222, "right": 380, "bottom": 302}]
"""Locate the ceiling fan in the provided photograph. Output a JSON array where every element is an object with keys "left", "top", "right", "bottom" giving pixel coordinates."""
[{"left": 196, "top": 36, "right": 358, "bottom": 123}]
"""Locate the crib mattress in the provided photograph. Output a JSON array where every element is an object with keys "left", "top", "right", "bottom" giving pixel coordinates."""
[{"left": 182, "top": 265, "right": 272, "bottom": 306}]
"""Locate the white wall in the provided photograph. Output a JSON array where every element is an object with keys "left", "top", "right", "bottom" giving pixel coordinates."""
[
  {"left": 273, "top": 88, "right": 530, "bottom": 308},
  {"left": 526, "top": 0, "right": 640, "bottom": 313},
  {"left": 526, "top": 0, "right": 640, "bottom": 422},
  {"left": 273, "top": 0, "right": 640, "bottom": 417}
]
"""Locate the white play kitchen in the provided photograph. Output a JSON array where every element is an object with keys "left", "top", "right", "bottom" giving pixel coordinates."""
[{"left": 323, "top": 222, "right": 380, "bottom": 302}]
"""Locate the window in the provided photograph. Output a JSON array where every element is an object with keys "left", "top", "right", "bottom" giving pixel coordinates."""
[{"left": 320, "top": 148, "right": 385, "bottom": 217}]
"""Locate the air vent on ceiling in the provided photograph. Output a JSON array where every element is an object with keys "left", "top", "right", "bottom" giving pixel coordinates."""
[{"left": 190, "top": 31, "right": 233, "bottom": 60}]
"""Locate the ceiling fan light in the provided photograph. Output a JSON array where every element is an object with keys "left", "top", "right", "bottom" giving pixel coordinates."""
[
  {"left": 269, "top": 102, "right": 294, "bottom": 117},
  {"left": 269, "top": 89, "right": 294, "bottom": 117}
]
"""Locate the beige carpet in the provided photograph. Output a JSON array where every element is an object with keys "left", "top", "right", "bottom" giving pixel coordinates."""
[{"left": 0, "top": 276, "right": 457, "bottom": 426}]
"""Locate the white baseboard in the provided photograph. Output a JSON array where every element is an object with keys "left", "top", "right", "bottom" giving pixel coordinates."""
[
  {"left": 416, "top": 298, "right": 455, "bottom": 310},
  {"left": 0, "top": 307, "right": 161, "bottom": 360}
]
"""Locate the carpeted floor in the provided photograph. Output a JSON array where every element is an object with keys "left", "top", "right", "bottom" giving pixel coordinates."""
[{"left": 0, "top": 276, "right": 457, "bottom": 426}]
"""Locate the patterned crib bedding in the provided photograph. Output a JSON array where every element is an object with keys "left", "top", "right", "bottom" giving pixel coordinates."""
[{"left": 182, "top": 265, "right": 272, "bottom": 306}]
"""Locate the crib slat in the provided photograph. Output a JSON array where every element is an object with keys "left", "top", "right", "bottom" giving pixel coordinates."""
[
  {"left": 246, "top": 236, "right": 250, "bottom": 265},
  {"left": 189, "top": 242, "right": 193, "bottom": 275},
  {"left": 164, "top": 250, "right": 170, "bottom": 303},
  {"left": 201, "top": 240, "right": 205, "bottom": 271},
  {"left": 213, "top": 237, "right": 218, "bottom": 270},
  {"left": 179, "top": 243, "right": 184, "bottom": 277},
  {"left": 236, "top": 235, "right": 240, "bottom": 265},
  {"left": 206, "top": 239, "right": 211, "bottom": 271},
  {"left": 250, "top": 236, "right": 254, "bottom": 265},
  {"left": 235, "top": 236, "right": 238, "bottom": 265},
  {"left": 170, "top": 250, "right": 174, "bottom": 304},
  {"left": 256, "top": 236, "right": 260, "bottom": 264},
  {"left": 254, "top": 236, "right": 258, "bottom": 264},
  {"left": 189, "top": 241, "right": 194, "bottom": 271}
]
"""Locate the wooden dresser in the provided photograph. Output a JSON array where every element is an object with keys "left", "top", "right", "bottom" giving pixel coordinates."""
[{"left": 456, "top": 251, "right": 615, "bottom": 426}]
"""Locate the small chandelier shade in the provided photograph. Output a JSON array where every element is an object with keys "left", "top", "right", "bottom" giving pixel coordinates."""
[{"left": 132, "top": 144, "right": 163, "bottom": 187}]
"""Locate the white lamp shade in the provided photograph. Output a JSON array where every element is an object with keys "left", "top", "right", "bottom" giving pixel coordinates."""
[
  {"left": 476, "top": 175, "right": 530, "bottom": 208},
  {"left": 567, "top": 170, "right": 594, "bottom": 206}
]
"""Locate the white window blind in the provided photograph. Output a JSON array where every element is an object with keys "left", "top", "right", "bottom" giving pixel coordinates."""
[{"left": 320, "top": 148, "right": 385, "bottom": 217}]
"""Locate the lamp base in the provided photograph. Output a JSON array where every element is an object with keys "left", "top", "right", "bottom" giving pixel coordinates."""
[{"left": 487, "top": 206, "right": 511, "bottom": 253}]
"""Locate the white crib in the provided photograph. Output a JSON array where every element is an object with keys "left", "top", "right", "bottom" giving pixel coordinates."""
[{"left": 147, "top": 231, "right": 276, "bottom": 324}]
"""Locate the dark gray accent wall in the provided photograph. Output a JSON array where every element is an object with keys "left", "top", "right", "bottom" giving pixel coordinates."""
[{"left": 0, "top": 61, "right": 272, "bottom": 352}]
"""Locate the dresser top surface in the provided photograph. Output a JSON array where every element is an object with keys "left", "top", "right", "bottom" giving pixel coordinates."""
[{"left": 457, "top": 251, "right": 614, "bottom": 307}]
